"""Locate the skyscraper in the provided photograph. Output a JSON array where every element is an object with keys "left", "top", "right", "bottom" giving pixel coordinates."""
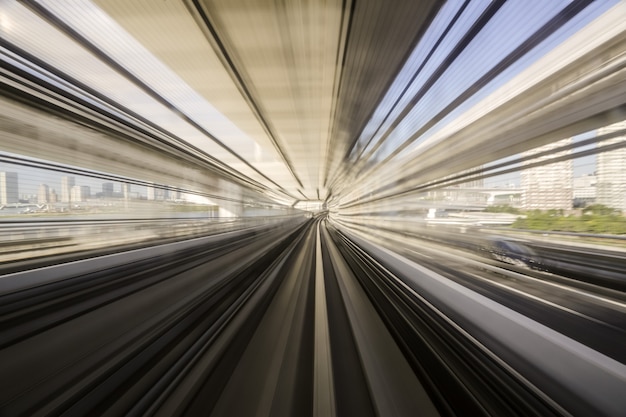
[
  {"left": 70, "top": 185, "right": 90, "bottom": 202},
  {"left": 102, "top": 183, "right": 114, "bottom": 198},
  {"left": 596, "top": 121, "right": 626, "bottom": 211},
  {"left": 0, "top": 172, "right": 19, "bottom": 205},
  {"left": 573, "top": 174, "right": 596, "bottom": 207},
  {"left": 61, "top": 176, "right": 75, "bottom": 203},
  {"left": 155, "top": 187, "right": 168, "bottom": 201},
  {"left": 521, "top": 138, "right": 573, "bottom": 210},
  {"left": 121, "top": 183, "right": 131, "bottom": 199},
  {"left": 38, "top": 184, "right": 50, "bottom": 204},
  {"left": 147, "top": 184, "right": 155, "bottom": 200}
]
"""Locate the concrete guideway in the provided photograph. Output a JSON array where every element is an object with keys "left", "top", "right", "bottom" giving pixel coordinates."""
[{"left": 1, "top": 217, "right": 625, "bottom": 415}]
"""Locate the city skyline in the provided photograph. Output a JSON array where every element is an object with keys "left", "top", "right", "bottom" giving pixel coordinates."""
[
  {"left": 0, "top": 168, "right": 195, "bottom": 205},
  {"left": 1, "top": 124, "right": 622, "bottom": 211},
  {"left": 0, "top": 162, "right": 149, "bottom": 201}
]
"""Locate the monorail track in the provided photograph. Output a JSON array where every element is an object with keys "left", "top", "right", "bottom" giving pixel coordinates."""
[{"left": 0, "top": 217, "right": 625, "bottom": 416}]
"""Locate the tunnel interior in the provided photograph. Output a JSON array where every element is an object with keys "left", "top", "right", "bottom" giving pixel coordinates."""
[{"left": 1, "top": 1, "right": 626, "bottom": 416}]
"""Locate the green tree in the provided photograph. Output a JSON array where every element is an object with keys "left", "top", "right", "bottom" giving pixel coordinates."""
[
  {"left": 511, "top": 207, "right": 626, "bottom": 235},
  {"left": 582, "top": 204, "right": 617, "bottom": 216},
  {"left": 485, "top": 205, "right": 520, "bottom": 214}
]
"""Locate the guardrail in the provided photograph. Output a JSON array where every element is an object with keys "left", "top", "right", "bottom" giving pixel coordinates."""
[{"left": 0, "top": 215, "right": 307, "bottom": 264}]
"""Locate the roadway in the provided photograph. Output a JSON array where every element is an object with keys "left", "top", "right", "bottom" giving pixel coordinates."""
[{"left": 393, "top": 234, "right": 626, "bottom": 364}]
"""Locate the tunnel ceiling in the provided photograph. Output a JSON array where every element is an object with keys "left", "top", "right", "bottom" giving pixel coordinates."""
[
  {"left": 2, "top": 1, "right": 626, "bottom": 206},
  {"left": 7, "top": 0, "right": 441, "bottom": 203},
  {"left": 88, "top": 0, "right": 442, "bottom": 203}
]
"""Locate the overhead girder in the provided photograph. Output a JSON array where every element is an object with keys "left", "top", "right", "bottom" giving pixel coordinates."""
[{"left": 337, "top": 2, "right": 626, "bottom": 208}]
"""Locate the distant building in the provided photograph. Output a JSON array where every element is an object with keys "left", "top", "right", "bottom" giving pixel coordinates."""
[
  {"left": 121, "top": 183, "right": 131, "bottom": 199},
  {"left": 521, "top": 138, "right": 573, "bottom": 210},
  {"left": 147, "top": 184, "right": 155, "bottom": 200},
  {"left": 21, "top": 193, "right": 36, "bottom": 203},
  {"left": 70, "top": 185, "right": 90, "bottom": 202},
  {"left": 457, "top": 166, "right": 485, "bottom": 204},
  {"left": 0, "top": 172, "right": 19, "bottom": 204},
  {"left": 70, "top": 186, "right": 79, "bottom": 202},
  {"left": 573, "top": 174, "right": 596, "bottom": 207},
  {"left": 146, "top": 184, "right": 171, "bottom": 200},
  {"left": 38, "top": 184, "right": 50, "bottom": 204},
  {"left": 170, "top": 188, "right": 181, "bottom": 201},
  {"left": 102, "top": 183, "right": 114, "bottom": 198},
  {"left": 61, "top": 176, "right": 75, "bottom": 203},
  {"left": 154, "top": 187, "right": 168, "bottom": 201},
  {"left": 49, "top": 189, "right": 58, "bottom": 204},
  {"left": 596, "top": 121, "right": 626, "bottom": 211}
]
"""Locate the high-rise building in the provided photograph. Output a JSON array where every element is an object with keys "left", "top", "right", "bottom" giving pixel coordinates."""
[
  {"left": 70, "top": 185, "right": 90, "bottom": 202},
  {"left": 155, "top": 187, "right": 168, "bottom": 201},
  {"left": 170, "top": 187, "right": 181, "bottom": 201},
  {"left": 0, "top": 172, "right": 19, "bottom": 205},
  {"left": 61, "top": 176, "right": 75, "bottom": 202},
  {"left": 596, "top": 121, "right": 626, "bottom": 211},
  {"left": 573, "top": 174, "right": 596, "bottom": 207},
  {"left": 102, "top": 183, "right": 114, "bottom": 198},
  {"left": 38, "top": 184, "right": 50, "bottom": 204},
  {"left": 49, "top": 189, "right": 58, "bottom": 204},
  {"left": 146, "top": 184, "right": 155, "bottom": 200},
  {"left": 121, "top": 183, "right": 131, "bottom": 199},
  {"left": 458, "top": 166, "right": 485, "bottom": 204},
  {"left": 521, "top": 138, "right": 573, "bottom": 210}
]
